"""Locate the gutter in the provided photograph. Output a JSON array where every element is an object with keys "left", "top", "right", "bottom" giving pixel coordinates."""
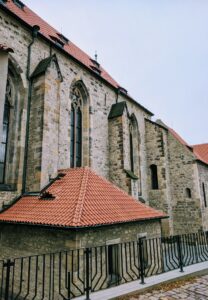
[
  {"left": 0, "top": 215, "right": 168, "bottom": 231},
  {"left": 0, "top": 3, "right": 153, "bottom": 117}
]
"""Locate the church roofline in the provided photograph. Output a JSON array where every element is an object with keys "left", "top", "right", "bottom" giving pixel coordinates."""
[{"left": 0, "top": 1, "right": 153, "bottom": 116}]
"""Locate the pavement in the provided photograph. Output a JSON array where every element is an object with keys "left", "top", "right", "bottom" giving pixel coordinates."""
[
  {"left": 75, "top": 261, "right": 208, "bottom": 300},
  {"left": 123, "top": 275, "right": 208, "bottom": 299}
]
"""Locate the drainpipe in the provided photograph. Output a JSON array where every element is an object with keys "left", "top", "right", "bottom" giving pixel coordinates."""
[
  {"left": 22, "top": 25, "right": 40, "bottom": 194},
  {"left": 116, "top": 88, "right": 120, "bottom": 103}
]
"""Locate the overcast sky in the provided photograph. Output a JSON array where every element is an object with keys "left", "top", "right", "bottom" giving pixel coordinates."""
[{"left": 23, "top": 0, "right": 208, "bottom": 145}]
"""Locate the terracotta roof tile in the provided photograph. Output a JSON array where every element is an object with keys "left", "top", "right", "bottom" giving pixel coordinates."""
[
  {"left": 192, "top": 144, "right": 208, "bottom": 165},
  {"left": 3, "top": 0, "right": 119, "bottom": 88},
  {"left": 0, "top": 1, "right": 154, "bottom": 116},
  {"left": 0, "top": 168, "right": 166, "bottom": 228}
]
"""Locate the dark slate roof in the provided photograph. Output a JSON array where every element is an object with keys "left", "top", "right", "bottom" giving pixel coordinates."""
[{"left": 108, "top": 101, "right": 127, "bottom": 119}]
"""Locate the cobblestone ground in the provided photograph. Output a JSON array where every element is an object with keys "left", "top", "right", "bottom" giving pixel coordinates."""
[{"left": 120, "top": 275, "right": 208, "bottom": 300}]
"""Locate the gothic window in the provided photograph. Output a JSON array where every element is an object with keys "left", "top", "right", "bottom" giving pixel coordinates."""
[
  {"left": 0, "top": 79, "right": 11, "bottom": 183},
  {"left": 129, "top": 124, "right": 134, "bottom": 172},
  {"left": 202, "top": 183, "right": 207, "bottom": 207},
  {"left": 70, "top": 86, "right": 83, "bottom": 168},
  {"left": 185, "top": 188, "right": 192, "bottom": 198},
  {"left": 150, "top": 164, "right": 159, "bottom": 190}
]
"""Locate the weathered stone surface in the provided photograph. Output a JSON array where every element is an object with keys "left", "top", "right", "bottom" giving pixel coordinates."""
[
  {"left": 0, "top": 6, "right": 208, "bottom": 237},
  {"left": 0, "top": 220, "right": 161, "bottom": 259}
]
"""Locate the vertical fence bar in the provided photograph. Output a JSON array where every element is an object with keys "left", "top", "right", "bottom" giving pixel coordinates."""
[
  {"left": 85, "top": 248, "right": 91, "bottom": 300},
  {"left": 67, "top": 272, "right": 71, "bottom": 300},
  {"left": 3, "top": 259, "right": 14, "bottom": 300},
  {"left": 176, "top": 235, "right": 184, "bottom": 272},
  {"left": 138, "top": 237, "right": 145, "bottom": 284}
]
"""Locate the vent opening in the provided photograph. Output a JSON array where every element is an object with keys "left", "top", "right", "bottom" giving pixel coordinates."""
[
  {"left": 39, "top": 191, "right": 55, "bottom": 200},
  {"left": 90, "top": 65, "right": 101, "bottom": 75},
  {"left": 13, "top": 0, "right": 25, "bottom": 9},
  {"left": 57, "top": 33, "right": 69, "bottom": 44},
  {"left": 49, "top": 35, "right": 65, "bottom": 48},
  {"left": 118, "top": 86, "right": 128, "bottom": 95}
]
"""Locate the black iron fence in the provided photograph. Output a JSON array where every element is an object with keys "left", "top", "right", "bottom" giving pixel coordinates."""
[{"left": 0, "top": 231, "right": 208, "bottom": 299}]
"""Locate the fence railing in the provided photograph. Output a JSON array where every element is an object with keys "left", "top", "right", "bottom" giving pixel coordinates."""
[{"left": 0, "top": 231, "right": 208, "bottom": 299}]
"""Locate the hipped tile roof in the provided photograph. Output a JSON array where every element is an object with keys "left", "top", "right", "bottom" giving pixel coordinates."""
[{"left": 0, "top": 168, "right": 166, "bottom": 228}]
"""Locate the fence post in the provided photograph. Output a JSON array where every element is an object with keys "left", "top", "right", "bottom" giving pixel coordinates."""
[
  {"left": 3, "top": 259, "right": 14, "bottom": 300},
  {"left": 176, "top": 235, "right": 184, "bottom": 272},
  {"left": 138, "top": 237, "right": 145, "bottom": 284},
  {"left": 194, "top": 233, "right": 199, "bottom": 264},
  {"left": 84, "top": 248, "right": 91, "bottom": 300}
]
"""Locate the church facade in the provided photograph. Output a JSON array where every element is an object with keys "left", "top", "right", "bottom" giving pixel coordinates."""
[{"left": 0, "top": 0, "right": 208, "bottom": 241}]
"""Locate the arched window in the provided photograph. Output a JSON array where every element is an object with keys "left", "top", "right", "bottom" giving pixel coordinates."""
[
  {"left": 150, "top": 164, "right": 159, "bottom": 190},
  {"left": 185, "top": 188, "right": 192, "bottom": 198},
  {"left": 202, "top": 183, "right": 207, "bottom": 207},
  {"left": 70, "top": 86, "right": 83, "bottom": 168},
  {"left": 0, "top": 79, "right": 11, "bottom": 183},
  {"left": 129, "top": 124, "right": 134, "bottom": 172}
]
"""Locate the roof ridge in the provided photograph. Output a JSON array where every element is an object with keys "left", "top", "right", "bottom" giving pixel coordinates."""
[{"left": 72, "top": 167, "right": 90, "bottom": 226}]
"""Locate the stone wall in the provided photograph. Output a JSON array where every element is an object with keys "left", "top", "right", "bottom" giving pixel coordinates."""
[
  {"left": 145, "top": 120, "right": 173, "bottom": 235},
  {"left": 145, "top": 119, "right": 203, "bottom": 235},
  {"left": 167, "top": 132, "right": 202, "bottom": 234},
  {"left": 0, "top": 220, "right": 161, "bottom": 298},
  {"left": 0, "top": 8, "right": 150, "bottom": 205},
  {"left": 0, "top": 220, "right": 161, "bottom": 259},
  {"left": 76, "top": 219, "right": 161, "bottom": 249}
]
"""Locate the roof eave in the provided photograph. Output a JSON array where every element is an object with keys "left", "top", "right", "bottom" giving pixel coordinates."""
[
  {"left": 0, "top": 215, "right": 168, "bottom": 230},
  {"left": 145, "top": 118, "right": 168, "bottom": 131},
  {"left": 195, "top": 159, "right": 208, "bottom": 167}
]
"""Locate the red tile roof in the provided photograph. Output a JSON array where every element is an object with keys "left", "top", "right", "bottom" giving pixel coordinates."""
[
  {"left": 168, "top": 128, "right": 189, "bottom": 147},
  {"left": 0, "top": 168, "right": 166, "bottom": 228},
  {"left": 192, "top": 144, "right": 208, "bottom": 165},
  {"left": 0, "top": 44, "right": 14, "bottom": 52},
  {"left": 1, "top": 0, "right": 154, "bottom": 116},
  {"left": 3, "top": 0, "right": 119, "bottom": 87}
]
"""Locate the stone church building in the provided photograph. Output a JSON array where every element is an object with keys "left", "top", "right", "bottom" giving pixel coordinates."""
[{"left": 0, "top": 0, "right": 208, "bottom": 257}]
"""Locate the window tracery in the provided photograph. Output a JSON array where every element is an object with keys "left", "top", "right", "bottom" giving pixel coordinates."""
[{"left": 70, "top": 86, "right": 83, "bottom": 168}]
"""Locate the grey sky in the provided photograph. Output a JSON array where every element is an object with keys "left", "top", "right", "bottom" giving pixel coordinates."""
[{"left": 23, "top": 0, "right": 208, "bottom": 145}]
